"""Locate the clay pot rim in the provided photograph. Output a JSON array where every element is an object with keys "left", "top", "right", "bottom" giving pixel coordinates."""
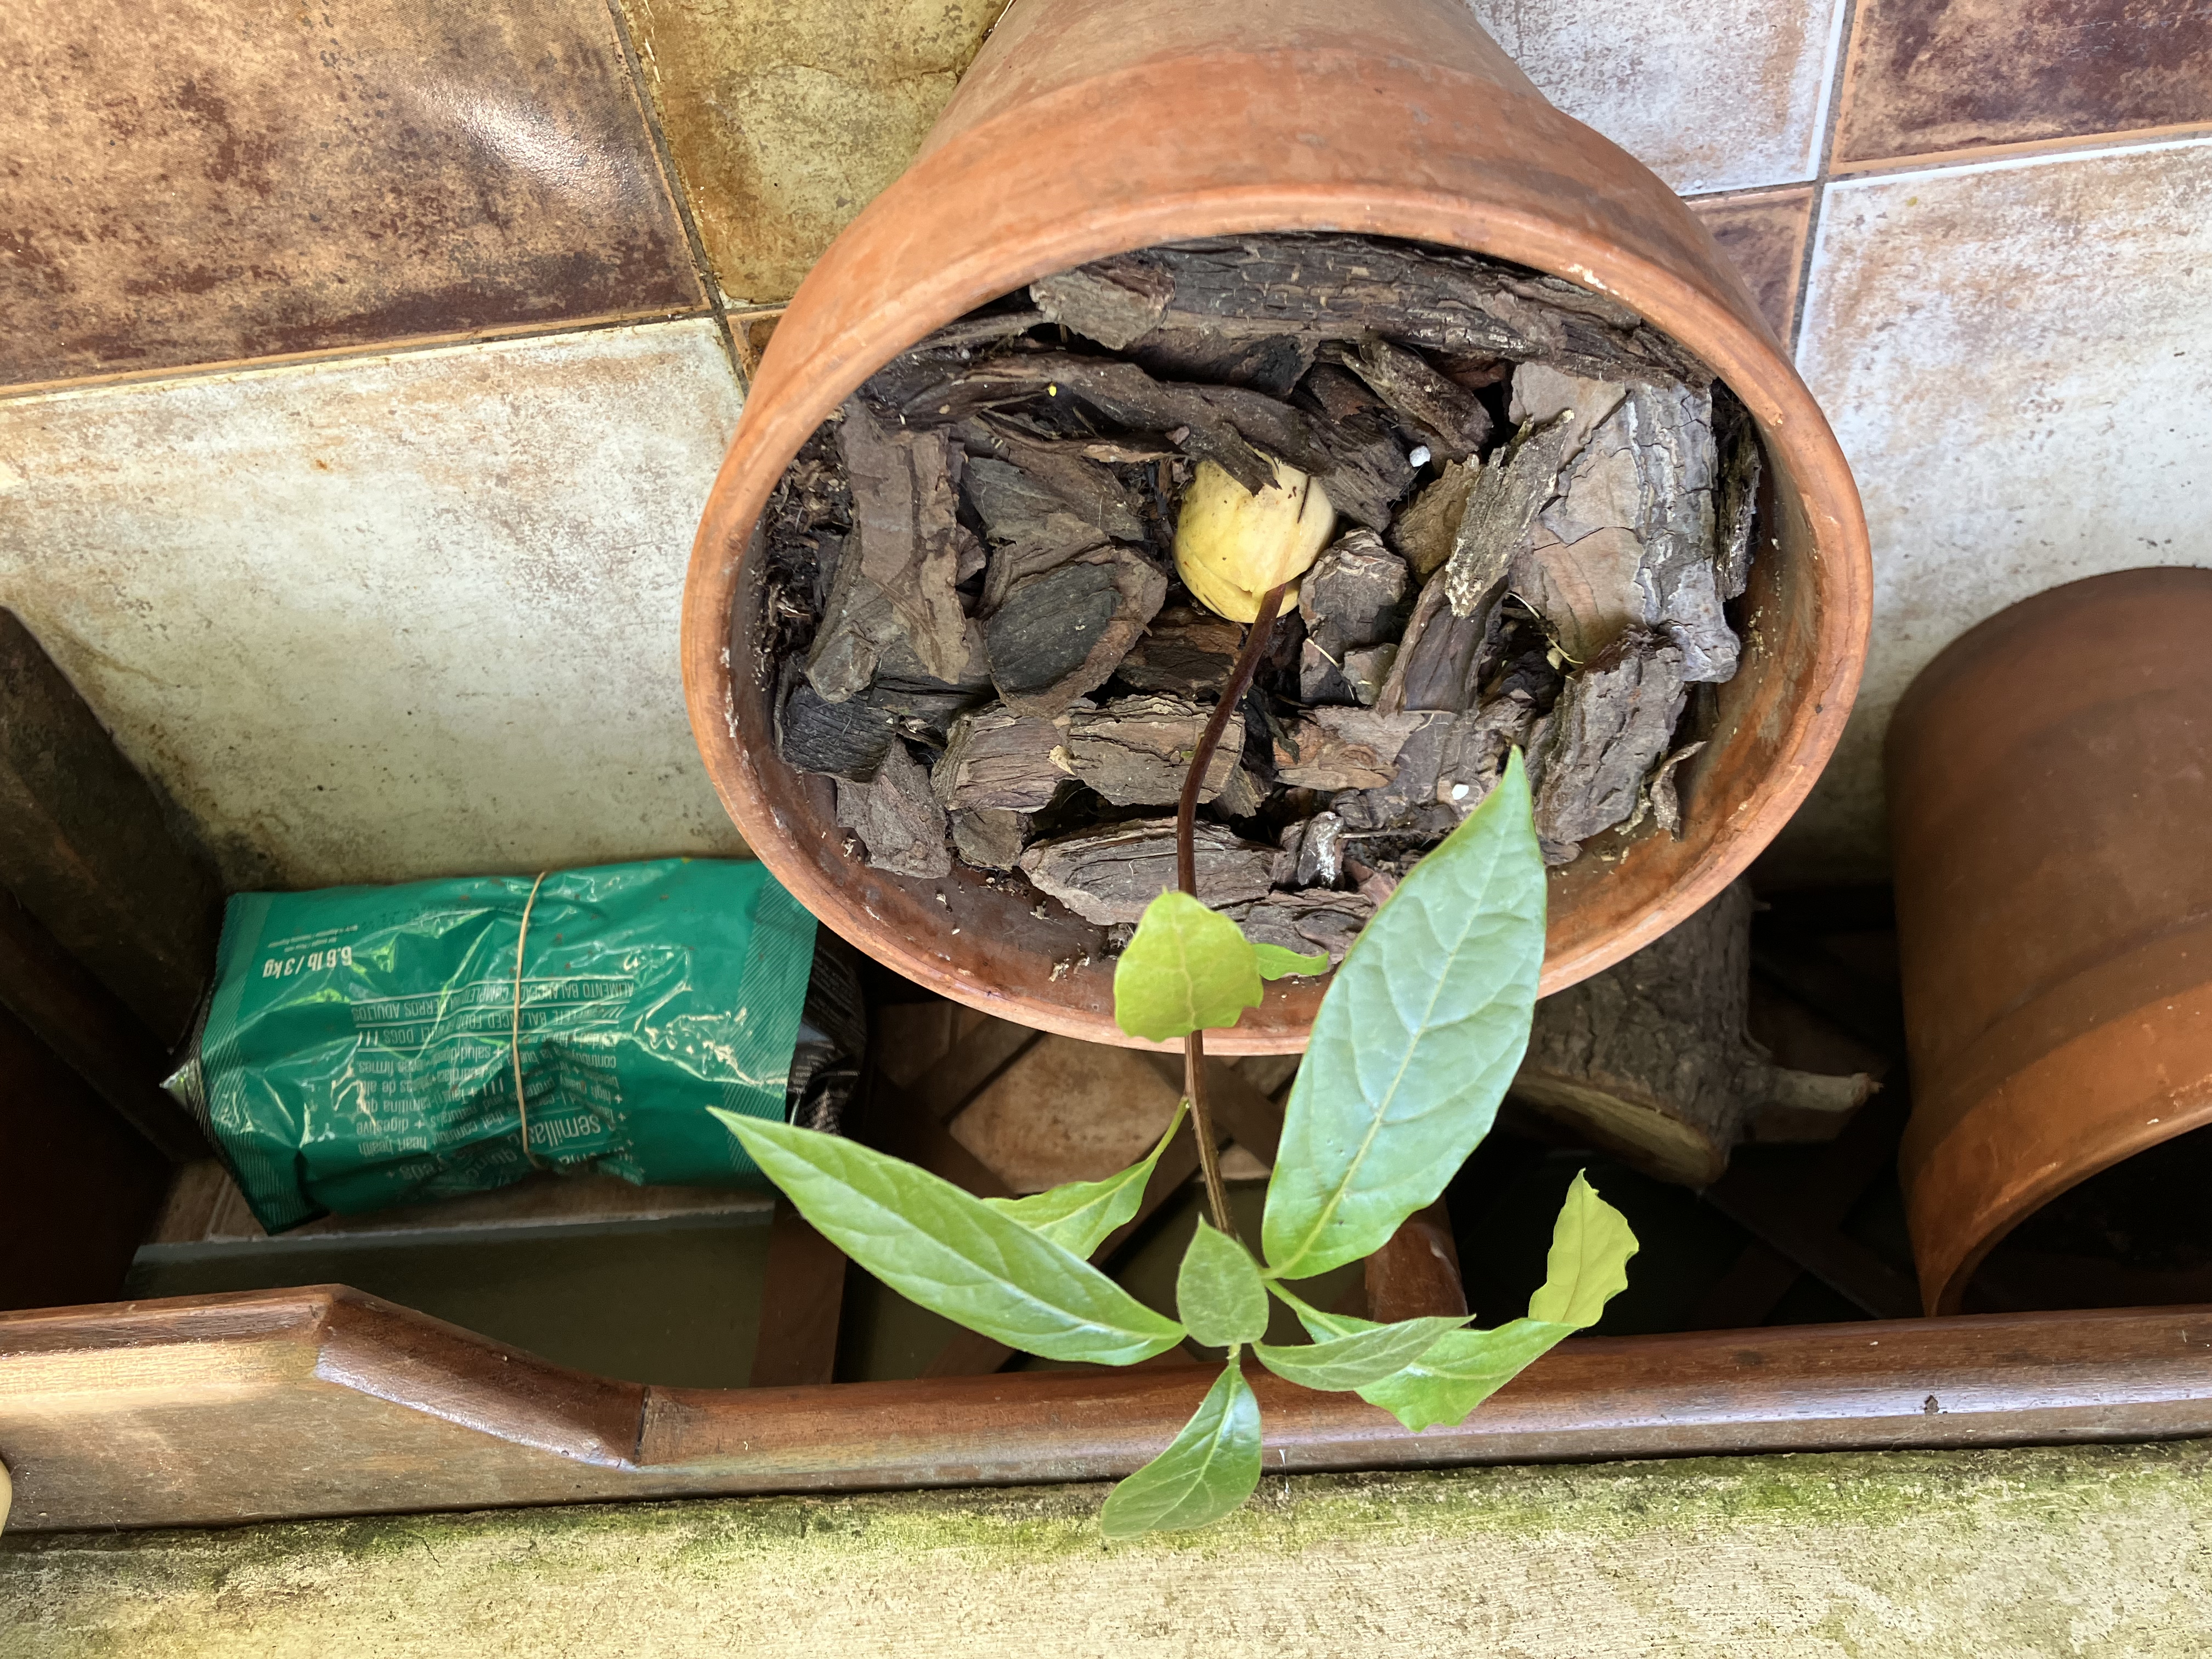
[{"left": 681, "top": 59, "right": 1869, "bottom": 1040}]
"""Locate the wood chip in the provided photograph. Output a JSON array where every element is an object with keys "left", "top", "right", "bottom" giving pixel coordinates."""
[
  {"left": 1649, "top": 740, "right": 1706, "bottom": 837},
  {"left": 1386, "top": 461, "right": 1476, "bottom": 584},
  {"left": 986, "top": 544, "right": 1167, "bottom": 716},
  {"left": 1019, "top": 819, "right": 1276, "bottom": 924},
  {"left": 778, "top": 681, "right": 898, "bottom": 781},
  {"left": 932, "top": 707, "right": 1071, "bottom": 812},
  {"left": 1291, "top": 365, "right": 1416, "bottom": 529},
  {"left": 1335, "top": 336, "right": 1493, "bottom": 459},
  {"left": 956, "top": 429, "right": 1146, "bottom": 543},
  {"left": 808, "top": 405, "right": 973, "bottom": 696},
  {"left": 1065, "top": 695, "right": 1243, "bottom": 806},
  {"left": 1530, "top": 630, "right": 1688, "bottom": 855},
  {"left": 1275, "top": 708, "right": 1431, "bottom": 791},
  {"left": 1226, "top": 889, "right": 1375, "bottom": 964},
  {"left": 1714, "top": 390, "right": 1763, "bottom": 603},
  {"left": 1300, "top": 529, "right": 1410, "bottom": 654},
  {"left": 835, "top": 742, "right": 952, "bottom": 878},
  {"left": 950, "top": 807, "right": 1031, "bottom": 870},
  {"left": 1114, "top": 606, "right": 1243, "bottom": 697}
]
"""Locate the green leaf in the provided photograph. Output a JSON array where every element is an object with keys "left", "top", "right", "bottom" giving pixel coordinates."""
[
  {"left": 1526, "top": 1170, "right": 1639, "bottom": 1327},
  {"left": 1176, "top": 1220, "right": 1269, "bottom": 1347},
  {"left": 1261, "top": 749, "right": 1546, "bottom": 1279},
  {"left": 1253, "top": 942, "right": 1330, "bottom": 980},
  {"left": 1114, "top": 890, "right": 1262, "bottom": 1042},
  {"left": 713, "top": 1112, "right": 1184, "bottom": 1366},
  {"left": 1276, "top": 1173, "right": 1638, "bottom": 1430},
  {"left": 1252, "top": 1314, "right": 1466, "bottom": 1391},
  {"left": 1099, "top": 1364, "right": 1263, "bottom": 1538},
  {"left": 984, "top": 1100, "right": 1186, "bottom": 1258}
]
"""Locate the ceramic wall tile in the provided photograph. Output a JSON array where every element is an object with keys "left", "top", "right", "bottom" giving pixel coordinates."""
[
  {"left": 1471, "top": 0, "right": 1847, "bottom": 194},
  {"left": 1834, "top": 0, "right": 2212, "bottom": 168},
  {"left": 1770, "top": 138, "right": 2212, "bottom": 880},
  {"left": 2, "top": 0, "right": 702, "bottom": 392},
  {"left": 0, "top": 320, "right": 749, "bottom": 890},
  {"left": 1689, "top": 187, "right": 1816, "bottom": 343},
  {"left": 619, "top": 0, "right": 1008, "bottom": 306}
]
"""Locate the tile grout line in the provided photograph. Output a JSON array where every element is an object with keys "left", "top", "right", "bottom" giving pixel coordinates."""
[
  {"left": 597, "top": 0, "right": 749, "bottom": 393},
  {"left": 0, "top": 309, "right": 721, "bottom": 407},
  {"left": 1791, "top": 0, "right": 1861, "bottom": 357}
]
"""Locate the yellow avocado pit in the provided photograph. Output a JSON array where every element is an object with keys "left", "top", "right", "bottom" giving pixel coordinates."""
[{"left": 1173, "top": 458, "right": 1336, "bottom": 623}]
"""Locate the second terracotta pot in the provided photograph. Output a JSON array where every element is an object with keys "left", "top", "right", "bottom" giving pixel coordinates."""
[
  {"left": 1892, "top": 567, "right": 2212, "bottom": 1313},
  {"left": 680, "top": 0, "right": 1871, "bottom": 1050}
]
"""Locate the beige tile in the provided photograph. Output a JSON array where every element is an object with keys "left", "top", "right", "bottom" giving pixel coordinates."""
[
  {"left": 619, "top": 0, "right": 1009, "bottom": 306},
  {"left": 1771, "top": 138, "right": 2212, "bottom": 880},
  {"left": 1472, "top": 0, "right": 1847, "bottom": 194},
  {"left": 0, "top": 320, "right": 749, "bottom": 889}
]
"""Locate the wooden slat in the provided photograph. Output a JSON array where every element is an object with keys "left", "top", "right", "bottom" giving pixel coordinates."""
[
  {"left": 748, "top": 1199, "right": 848, "bottom": 1389},
  {"left": 6, "top": 1287, "right": 2211, "bottom": 1532},
  {"left": 0, "top": 610, "right": 221, "bottom": 1045},
  {"left": 1363, "top": 1200, "right": 1467, "bottom": 1323},
  {"left": 1136, "top": 1050, "right": 1285, "bottom": 1166},
  {"left": 912, "top": 1019, "right": 1041, "bottom": 1125}
]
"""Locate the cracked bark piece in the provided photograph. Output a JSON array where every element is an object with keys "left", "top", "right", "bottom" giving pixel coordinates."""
[
  {"left": 986, "top": 545, "right": 1167, "bottom": 716},
  {"left": 1213, "top": 759, "right": 1272, "bottom": 821},
  {"left": 1341, "top": 645, "right": 1397, "bottom": 706},
  {"left": 1065, "top": 695, "right": 1243, "bottom": 807},
  {"left": 834, "top": 742, "right": 952, "bottom": 879},
  {"left": 1300, "top": 529, "right": 1410, "bottom": 654},
  {"left": 1275, "top": 708, "right": 1432, "bottom": 791},
  {"left": 1299, "top": 637, "right": 1357, "bottom": 707},
  {"left": 950, "top": 807, "right": 1032, "bottom": 871},
  {"left": 1290, "top": 365, "right": 1416, "bottom": 529},
  {"left": 807, "top": 405, "right": 973, "bottom": 697},
  {"left": 1019, "top": 818, "right": 1275, "bottom": 924},
  {"left": 1115, "top": 607, "right": 1243, "bottom": 698},
  {"left": 1386, "top": 461, "right": 1476, "bottom": 584},
  {"left": 1648, "top": 740, "right": 1706, "bottom": 838},
  {"left": 1130, "top": 329, "right": 1320, "bottom": 397},
  {"left": 1441, "top": 410, "right": 1584, "bottom": 619},
  {"left": 1434, "top": 695, "right": 1544, "bottom": 817},
  {"left": 1329, "top": 711, "right": 1453, "bottom": 831},
  {"left": 1334, "top": 336, "right": 1493, "bottom": 460},
  {"left": 932, "top": 707, "right": 1072, "bottom": 813},
  {"left": 956, "top": 432, "right": 1146, "bottom": 544},
  {"left": 1376, "top": 579, "right": 1489, "bottom": 713},
  {"left": 1620, "top": 382, "right": 1730, "bottom": 683},
  {"left": 1043, "top": 235, "right": 1706, "bottom": 388},
  {"left": 1226, "top": 889, "right": 1375, "bottom": 965},
  {"left": 1531, "top": 630, "right": 1689, "bottom": 856},
  {"left": 1292, "top": 811, "right": 1346, "bottom": 888}
]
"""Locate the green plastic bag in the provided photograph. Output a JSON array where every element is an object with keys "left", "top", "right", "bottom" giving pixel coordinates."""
[{"left": 166, "top": 858, "right": 821, "bottom": 1234}]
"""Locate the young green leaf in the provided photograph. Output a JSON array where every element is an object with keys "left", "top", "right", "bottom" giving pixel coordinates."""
[
  {"left": 1261, "top": 749, "right": 1545, "bottom": 1280},
  {"left": 1099, "top": 1364, "right": 1263, "bottom": 1539},
  {"left": 983, "top": 1100, "right": 1187, "bottom": 1259},
  {"left": 1251, "top": 1314, "right": 1467, "bottom": 1391},
  {"left": 1113, "top": 890, "right": 1262, "bottom": 1042},
  {"left": 1279, "top": 1173, "right": 1639, "bottom": 1430},
  {"left": 1252, "top": 942, "right": 1330, "bottom": 980},
  {"left": 1176, "top": 1220, "right": 1269, "bottom": 1347},
  {"left": 713, "top": 1111, "right": 1184, "bottom": 1366},
  {"left": 1526, "top": 1170, "right": 1639, "bottom": 1327}
]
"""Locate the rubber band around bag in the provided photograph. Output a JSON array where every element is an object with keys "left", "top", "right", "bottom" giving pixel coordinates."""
[{"left": 512, "top": 871, "right": 550, "bottom": 1169}]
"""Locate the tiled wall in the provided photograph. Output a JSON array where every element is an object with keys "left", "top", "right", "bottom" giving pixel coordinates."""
[{"left": 3, "top": 0, "right": 2207, "bottom": 888}]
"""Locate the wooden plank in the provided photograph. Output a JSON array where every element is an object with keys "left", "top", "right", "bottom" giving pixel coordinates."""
[
  {"left": 913, "top": 1018, "right": 1040, "bottom": 1125},
  {"left": 0, "top": 611, "right": 221, "bottom": 1045},
  {"left": 748, "top": 1199, "right": 848, "bottom": 1389},
  {"left": 0, "top": 889, "right": 205, "bottom": 1162},
  {"left": 4, "top": 1287, "right": 2210, "bottom": 1532},
  {"left": 1136, "top": 1050, "right": 1284, "bottom": 1166}
]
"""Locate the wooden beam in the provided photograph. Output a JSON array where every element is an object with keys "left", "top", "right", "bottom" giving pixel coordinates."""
[
  {"left": 5, "top": 1288, "right": 2209, "bottom": 1532},
  {"left": 0, "top": 889, "right": 205, "bottom": 1162},
  {"left": 1364, "top": 1200, "right": 1467, "bottom": 1323},
  {"left": 1136, "top": 1049, "right": 1285, "bottom": 1166},
  {"left": 912, "top": 1019, "right": 1041, "bottom": 1125},
  {"left": 0, "top": 610, "right": 221, "bottom": 1045}
]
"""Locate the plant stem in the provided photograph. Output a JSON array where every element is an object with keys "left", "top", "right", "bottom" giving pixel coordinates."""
[{"left": 1176, "top": 581, "right": 1290, "bottom": 1238}]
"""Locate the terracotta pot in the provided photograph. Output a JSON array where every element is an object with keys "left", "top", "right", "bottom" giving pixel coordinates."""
[
  {"left": 1891, "top": 568, "right": 2212, "bottom": 1313},
  {"left": 681, "top": 0, "right": 1871, "bottom": 1051}
]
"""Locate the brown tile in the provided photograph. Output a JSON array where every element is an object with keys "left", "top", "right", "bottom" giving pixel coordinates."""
[
  {"left": 1835, "top": 0, "right": 2212, "bottom": 167},
  {"left": 621, "top": 0, "right": 1009, "bottom": 305},
  {"left": 1, "top": 0, "right": 703, "bottom": 390},
  {"left": 1689, "top": 187, "right": 1816, "bottom": 342}
]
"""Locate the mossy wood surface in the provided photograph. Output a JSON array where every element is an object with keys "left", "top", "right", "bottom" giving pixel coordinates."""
[{"left": 7, "top": 1441, "right": 2211, "bottom": 1656}]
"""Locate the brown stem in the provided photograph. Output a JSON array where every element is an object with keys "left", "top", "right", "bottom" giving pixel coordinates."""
[{"left": 1176, "top": 580, "right": 1290, "bottom": 1238}]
